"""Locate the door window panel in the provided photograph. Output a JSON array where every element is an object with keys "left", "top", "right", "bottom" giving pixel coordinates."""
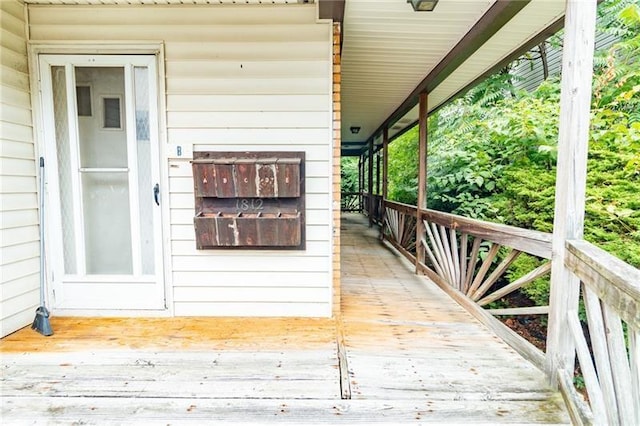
[
  {"left": 134, "top": 66, "right": 155, "bottom": 275},
  {"left": 52, "top": 66, "right": 77, "bottom": 274},
  {"left": 82, "top": 172, "right": 133, "bottom": 274}
]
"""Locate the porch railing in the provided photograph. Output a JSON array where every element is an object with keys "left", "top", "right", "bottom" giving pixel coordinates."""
[
  {"left": 381, "top": 199, "right": 639, "bottom": 425},
  {"left": 361, "top": 192, "right": 384, "bottom": 225},
  {"left": 384, "top": 200, "right": 551, "bottom": 367},
  {"left": 559, "top": 240, "right": 640, "bottom": 425},
  {"left": 341, "top": 191, "right": 362, "bottom": 213}
]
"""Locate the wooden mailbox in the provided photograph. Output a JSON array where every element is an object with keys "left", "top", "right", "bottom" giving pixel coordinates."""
[{"left": 191, "top": 151, "right": 305, "bottom": 249}]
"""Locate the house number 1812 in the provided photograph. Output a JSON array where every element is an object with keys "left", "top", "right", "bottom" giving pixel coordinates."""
[{"left": 236, "top": 199, "right": 264, "bottom": 212}]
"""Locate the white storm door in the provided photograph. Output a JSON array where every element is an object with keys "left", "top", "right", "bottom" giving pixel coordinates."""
[{"left": 39, "top": 55, "right": 165, "bottom": 310}]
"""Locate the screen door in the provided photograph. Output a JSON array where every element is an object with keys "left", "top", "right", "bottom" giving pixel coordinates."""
[{"left": 39, "top": 55, "right": 165, "bottom": 310}]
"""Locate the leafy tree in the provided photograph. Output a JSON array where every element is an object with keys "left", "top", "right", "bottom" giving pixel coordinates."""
[
  {"left": 387, "top": 127, "right": 419, "bottom": 205},
  {"left": 340, "top": 157, "right": 360, "bottom": 194}
]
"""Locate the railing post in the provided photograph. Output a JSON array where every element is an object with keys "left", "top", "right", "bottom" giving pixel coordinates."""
[
  {"left": 415, "top": 92, "right": 428, "bottom": 272},
  {"left": 381, "top": 127, "right": 389, "bottom": 240},
  {"left": 376, "top": 149, "right": 381, "bottom": 196},
  {"left": 357, "top": 155, "right": 363, "bottom": 212},
  {"left": 546, "top": 0, "right": 597, "bottom": 387},
  {"left": 368, "top": 138, "right": 374, "bottom": 227}
]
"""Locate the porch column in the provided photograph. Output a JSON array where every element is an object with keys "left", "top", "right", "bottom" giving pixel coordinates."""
[
  {"left": 381, "top": 127, "right": 389, "bottom": 240},
  {"left": 361, "top": 153, "right": 366, "bottom": 212},
  {"left": 376, "top": 149, "right": 381, "bottom": 195},
  {"left": 357, "top": 155, "right": 363, "bottom": 212},
  {"left": 546, "top": 0, "right": 597, "bottom": 386},
  {"left": 368, "top": 138, "right": 374, "bottom": 227},
  {"left": 416, "top": 92, "right": 428, "bottom": 272}
]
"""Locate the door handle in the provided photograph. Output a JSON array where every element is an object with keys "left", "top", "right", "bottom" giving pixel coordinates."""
[{"left": 153, "top": 183, "right": 160, "bottom": 206}]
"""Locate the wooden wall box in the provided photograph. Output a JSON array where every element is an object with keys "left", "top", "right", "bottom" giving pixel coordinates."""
[
  {"left": 213, "top": 160, "right": 236, "bottom": 198},
  {"left": 192, "top": 151, "right": 305, "bottom": 250},
  {"left": 194, "top": 212, "right": 302, "bottom": 248},
  {"left": 276, "top": 159, "right": 301, "bottom": 197},
  {"left": 234, "top": 158, "right": 258, "bottom": 198}
]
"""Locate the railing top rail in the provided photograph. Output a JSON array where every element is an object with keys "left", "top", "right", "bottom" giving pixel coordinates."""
[
  {"left": 566, "top": 239, "right": 640, "bottom": 329},
  {"left": 419, "top": 209, "right": 552, "bottom": 259},
  {"left": 384, "top": 200, "right": 418, "bottom": 217},
  {"left": 384, "top": 200, "right": 552, "bottom": 259}
]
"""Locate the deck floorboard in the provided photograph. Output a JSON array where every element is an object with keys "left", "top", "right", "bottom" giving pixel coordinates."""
[{"left": 0, "top": 213, "right": 569, "bottom": 423}]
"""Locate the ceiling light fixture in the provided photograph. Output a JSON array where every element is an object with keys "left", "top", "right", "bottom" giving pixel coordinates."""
[
  {"left": 350, "top": 126, "right": 361, "bottom": 134},
  {"left": 407, "top": 0, "right": 439, "bottom": 12}
]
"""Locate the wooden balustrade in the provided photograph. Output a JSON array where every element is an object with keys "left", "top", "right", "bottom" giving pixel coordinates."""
[
  {"left": 381, "top": 200, "right": 640, "bottom": 424},
  {"left": 383, "top": 201, "right": 551, "bottom": 370},
  {"left": 558, "top": 240, "right": 640, "bottom": 425},
  {"left": 340, "top": 192, "right": 362, "bottom": 212},
  {"left": 384, "top": 201, "right": 553, "bottom": 315},
  {"left": 418, "top": 209, "right": 552, "bottom": 310},
  {"left": 361, "top": 192, "right": 384, "bottom": 224},
  {"left": 383, "top": 200, "right": 417, "bottom": 261}
]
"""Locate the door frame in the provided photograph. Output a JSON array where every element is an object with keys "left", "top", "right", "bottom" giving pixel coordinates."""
[{"left": 29, "top": 43, "right": 173, "bottom": 316}]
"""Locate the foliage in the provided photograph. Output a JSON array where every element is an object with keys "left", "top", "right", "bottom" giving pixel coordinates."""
[
  {"left": 340, "top": 157, "right": 360, "bottom": 194},
  {"left": 387, "top": 127, "right": 419, "bottom": 205}
]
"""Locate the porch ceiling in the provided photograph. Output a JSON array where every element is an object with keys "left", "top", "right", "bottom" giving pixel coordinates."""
[{"left": 341, "top": 0, "right": 566, "bottom": 156}]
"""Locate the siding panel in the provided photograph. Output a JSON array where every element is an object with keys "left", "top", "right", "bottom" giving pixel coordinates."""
[
  {"left": 0, "top": 210, "right": 39, "bottom": 229},
  {"left": 0, "top": 103, "right": 33, "bottom": 126},
  {"left": 166, "top": 77, "right": 329, "bottom": 96},
  {"left": 0, "top": 65, "right": 29, "bottom": 91},
  {"left": 169, "top": 223, "right": 330, "bottom": 243},
  {"left": 173, "top": 302, "right": 330, "bottom": 317},
  {"left": 30, "top": 24, "right": 329, "bottom": 42},
  {"left": 1, "top": 274, "right": 40, "bottom": 302},
  {"left": 29, "top": 4, "right": 333, "bottom": 318},
  {"left": 1, "top": 226, "right": 40, "bottom": 248},
  {"left": 166, "top": 61, "right": 328, "bottom": 79},
  {"left": 167, "top": 94, "right": 329, "bottom": 113},
  {"left": 164, "top": 41, "right": 329, "bottom": 61},
  {"left": 173, "top": 287, "right": 329, "bottom": 303},
  {"left": 27, "top": 5, "right": 318, "bottom": 26},
  {"left": 166, "top": 158, "right": 329, "bottom": 178},
  {"left": 0, "top": 1, "right": 38, "bottom": 338},
  {"left": 1, "top": 258, "right": 40, "bottom": 287},
  {"left": 172, "top": 271, "right": 327, "bottom": 288},
  {"left": 168, "top": 128, "right": 331, "bottom": 145},
  {"left": 167, "top": 111, "right": 330, "bottom": 129},
  {"left": 170, "top": 240, "right": 330, "bottom": 257},
  {"left": 0, "top": 242, "right": 39, "bottom": 266}
]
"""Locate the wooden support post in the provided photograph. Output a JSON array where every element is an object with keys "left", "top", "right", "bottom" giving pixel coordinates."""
[
  {"left": 381, "top": 128, "right": 389, "bottom": 240},
  {"left": 367, "top": 139, "right": 374, "bottom": 227},
  {"left": 416, "top": 92, "right": 428, "bottom": 272},
  {"left": 357, "top": 155, "right": 363, "bottom": 212},
  {"left": 546, "top": 0, "right": 597, "bottom": 387},
  {"left": 376, "top": 149, "right": 381, "bottom": 195}
]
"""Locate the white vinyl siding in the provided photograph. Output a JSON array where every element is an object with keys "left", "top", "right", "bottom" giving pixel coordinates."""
[
  {"left": 1, "top": 0, "right": 39, "bottom": 337},
  {"left": 29, "top": 4, "right": 334, "bottom": 317}
]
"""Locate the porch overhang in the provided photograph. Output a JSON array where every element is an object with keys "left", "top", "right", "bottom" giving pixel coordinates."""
[{"left": 340, "top": 0, "right": 566, "bottom": 156}]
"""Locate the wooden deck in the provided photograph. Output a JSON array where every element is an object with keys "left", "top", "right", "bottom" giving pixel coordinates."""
[{"left": 0, "top": 214, "right": 569, "bottom": 424}]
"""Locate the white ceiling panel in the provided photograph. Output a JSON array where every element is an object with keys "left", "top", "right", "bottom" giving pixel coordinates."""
[{"left": 341, "top": 0, "right": 495, "bottom": 147}]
